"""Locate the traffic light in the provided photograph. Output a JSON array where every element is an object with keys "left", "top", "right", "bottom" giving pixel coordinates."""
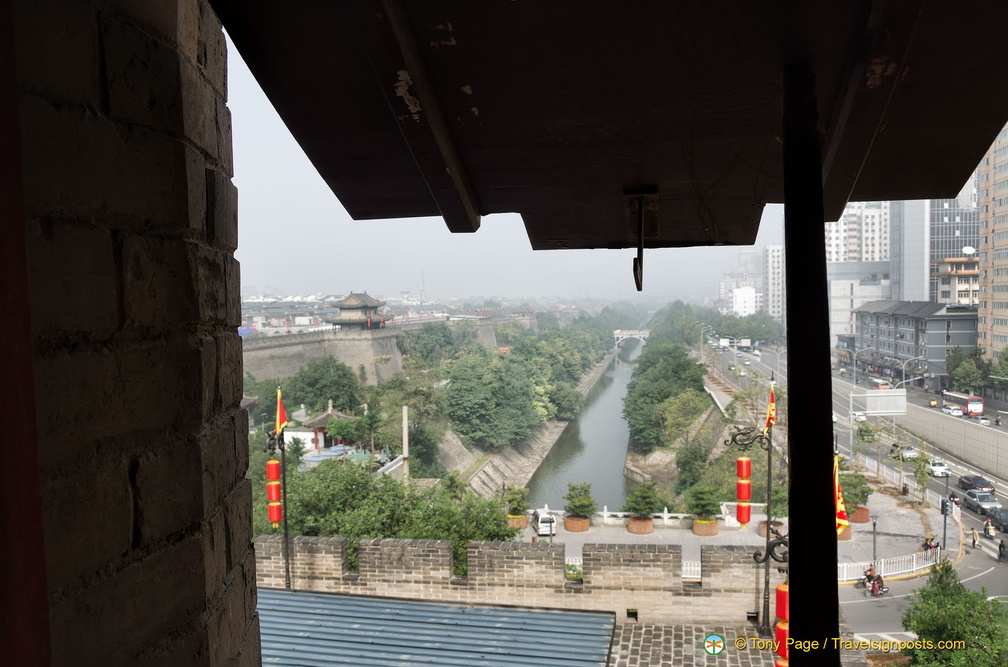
[{"left": 940, "top": 499, "right": 948, "bottom": 516}]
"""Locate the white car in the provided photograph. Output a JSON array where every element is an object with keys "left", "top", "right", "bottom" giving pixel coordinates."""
[
  {"left": 851, "top": 411, "right": 867, "bottom": 422},
  {"left": 927, "top": 460, "right": 949, "bottom": 477},
  {"left": 941, "top": 405, "right": 963, "bottom": 416},
  {"left": 891, "top": 444, "right": 920, "bottom": 460}
]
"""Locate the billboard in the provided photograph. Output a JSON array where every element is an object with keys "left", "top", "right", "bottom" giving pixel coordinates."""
[{"left": 862, "top": 388, "right": 907, "bottom": 415}]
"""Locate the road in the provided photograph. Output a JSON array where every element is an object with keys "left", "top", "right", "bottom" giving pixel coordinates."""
[{"left": 830, "top": 372, "right": 1008, "bottom": 639}]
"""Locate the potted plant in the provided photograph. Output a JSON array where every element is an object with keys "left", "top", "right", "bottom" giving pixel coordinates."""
[
  {"left": 622, "top": 482, "right": 665, "bottom": 534},
  {"left": 563, "top": 482, "right": 597, "bottom": 532},
  {"left": 504, "top": 485, "right": 530, "bottom": 530},
  {"left": 688, "top": 485, "right": 721, "bottom": 536},
  {"left": 839, "top": 471, "right": 872, "bottom": 524}
]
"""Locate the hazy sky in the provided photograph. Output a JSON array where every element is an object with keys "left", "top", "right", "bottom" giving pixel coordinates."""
[{"left": 227, "top": 37, "right": 784, "bottom": 303}]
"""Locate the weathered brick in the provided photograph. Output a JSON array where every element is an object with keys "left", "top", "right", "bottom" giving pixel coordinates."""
[
  {"left": 13, "top": 0, "right": 98, "bottom": 105},
  {"left": 206, "top": 166, "right": 238, "bottom": 250},
  {"left": 33, "top": 339, "right": 207, "bottom": 445},
  {"left": 122, "top": 233, "right": 200, "bottom": 329},
  {"left": 19, "top": 95, "right": 195, "bottom": 231},
  {"left": 102, "top": 13, "right": 184, "bottom": 133},
  {"left": 224, "top": 479, "right": 253, "bottom": 572},
  {"left": 41, "top": 457, "right": 132, "bottom": 590},
  {"left": 26, "top": 220, "right": 118, "bottom": 335},
  {"left": 48, "top": 535, "right": 207, "bottom": 665},
  {"left": 199, "top": 415, "right": 241, "bottom": 514},
  {"left": 135, "top": 440, "right": 205, "bottom": 544}
]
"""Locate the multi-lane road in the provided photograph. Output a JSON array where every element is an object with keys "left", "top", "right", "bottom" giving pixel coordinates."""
[{"left": 708, "top": 344, "right": 1008, "bottom": 642}]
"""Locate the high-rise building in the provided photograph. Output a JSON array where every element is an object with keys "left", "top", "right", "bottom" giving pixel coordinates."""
[
  {"left": 763, "top": 245, "right": 785, "bottom": 324},
  {"left": 825, "top": 201, "right": 889, "bottom": 263},
  {"left": 977, "top": 123, "right": 1008, "bottom": 362}
]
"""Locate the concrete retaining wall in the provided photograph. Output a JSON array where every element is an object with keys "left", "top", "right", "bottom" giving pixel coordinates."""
[{"left": 901, "top": 403, "right": 1008, "bottom": 480}]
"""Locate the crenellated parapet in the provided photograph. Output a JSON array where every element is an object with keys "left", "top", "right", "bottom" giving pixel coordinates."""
[{"left": 255, "top": 536, "right": 784, "bottom": 624}]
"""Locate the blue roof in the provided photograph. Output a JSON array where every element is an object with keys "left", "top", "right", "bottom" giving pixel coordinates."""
[{"left": 258, "top": 588, "right": 615, "bottom": 666}]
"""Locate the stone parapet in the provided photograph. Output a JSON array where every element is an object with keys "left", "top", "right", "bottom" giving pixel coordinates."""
[{"left": 255, "top": 536, "right": 784, "bottom": 625}]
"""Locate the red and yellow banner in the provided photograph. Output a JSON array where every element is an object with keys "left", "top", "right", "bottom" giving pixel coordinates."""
[
  {"left": 275, "top": 386, "right": 288, "bottom": 436},
  {"left": 834, "top": 455, "right": 849, "bottom": 535},
  {"left": 763, "top": 384, "right": 776, "bottom": 436}
]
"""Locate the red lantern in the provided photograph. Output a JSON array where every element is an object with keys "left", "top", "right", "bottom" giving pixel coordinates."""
[
  {"left": 268, "top": 501, "right": 283, "bottom": 526},
  {"left": 736, "top": 502, "right": 751, "bottom": 524},
  {"left": 775, "top": 659, "right": 788, "bottom": 667},
  {"left": 736, "top": 479, "right": 752, "bottom": 501},
  {"left": 266, "top": 481, "right": 282, "bottom": 502},
  {"left": 775, "top": 582, "right": 789, "bottom": 622},
  {"left": 736, "top": 455, "right": 752, "bottom": 479},
  {"left": 775, "top": 620, "right": 788, "bottom": 658},
  {"left": 266, "top": 459, "right": 281, "bottom": 481}
]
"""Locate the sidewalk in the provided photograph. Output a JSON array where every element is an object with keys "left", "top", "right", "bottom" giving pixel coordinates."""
[{"left": 519, "top": 483, "right": 951, "bottom": 568}]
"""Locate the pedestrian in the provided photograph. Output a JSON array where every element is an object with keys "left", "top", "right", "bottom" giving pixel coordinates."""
[
  {"left": 1000, "top": 540, "right": 1006, "bottom": 563},
  {"left": 972, "top": 526, "right": 979, "bottom": 549}
]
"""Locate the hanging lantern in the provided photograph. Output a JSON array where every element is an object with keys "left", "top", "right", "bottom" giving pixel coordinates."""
[
  {"left": 775, "top": 582, "right": 789, "bottom": 622},
  {"left": 736, "top": 455, "right": 752, "bottom": 528},
  {"left": 268, "top": 501, "right": 283, "bottom": 527},
  {"left": 736, "top": 455, "right": 752, "bottom": 479},
  {"left": 775, "top": 659, "right": 788, "bottom": 667},
  {"left": 775, "top": 620, "right": 788, "bottom": 658},
  {"left": 266, "top": 459, "right": 281, "bottom": 481},
  {"left": 266, "top": 481, "right": 282, "bottom": 502},
  {"left": 736, "top": 501, "right": 751, "bottom": 524}
]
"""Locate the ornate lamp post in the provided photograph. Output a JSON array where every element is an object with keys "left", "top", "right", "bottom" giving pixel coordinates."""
[{"left": 728, "top": 379, "right": 788, "bottom": 638}]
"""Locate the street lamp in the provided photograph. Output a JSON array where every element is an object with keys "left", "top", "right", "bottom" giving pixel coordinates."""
[
  {"left": 870, "top": 514, "right": 878, "bottom": 563},
  {"left": 852, "top": 347, "right": 875, "bottom": 385},
  {"left": 900, "top": 355, "right": 926, "bottom": 387}
]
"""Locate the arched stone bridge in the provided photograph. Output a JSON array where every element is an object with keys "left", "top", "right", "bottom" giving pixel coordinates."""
[{"left": 613, "top": 329, "right": 650, "bottom": 346}]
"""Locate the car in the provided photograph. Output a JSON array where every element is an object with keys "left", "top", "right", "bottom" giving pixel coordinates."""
[
  {"left": 926, "top": 459, "right": 950, "bottom": 477},
  {"left": 832, "top": 413, "right": 838, "bottom": 423},
  {"left": 752, "top": 350, "right": 761, "bottom": 357},
  {"left": 963, "top": 489, "right": 1003, "bottom": 515},
  {"left": 987, "top": 507, "right": 1008, "bottom": 532},
  {"left": 958, "top": 475, "right": 995, "bottom": 493},
  {"left": 941, "top": 405, "right": 963, "bottom": 416},
  {"left": 891, "top": 444, "right": 920, "bottom": 460},
  {"left": 967, "top": 414, "right": 991, "bottom": 426},
  {"left": 743, "top": 360, "right": 751, "bottom": 366},
  {"left": 850, "top": 411, "right": 867, "bottom": 422}
]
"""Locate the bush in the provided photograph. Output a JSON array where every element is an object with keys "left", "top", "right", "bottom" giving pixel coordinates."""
[
  {"left": 687, "top": 485, "right": 722, "bottom": 520},
  {"left": 563, "top": 483, "right": 598, "bottom": 518},
  {"left": 838, "top": 471, "right": 872, "bottom": 508},
  {"left": 503, "top": 485, "right": 530, "bottom": 516},
  {"left": 622, "top": 482, "right": 667, "bottom": 519}
]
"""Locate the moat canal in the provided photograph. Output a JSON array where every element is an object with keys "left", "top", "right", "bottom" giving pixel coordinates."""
[{"left": 526, "top": 342, "right": 641, "bottom": 511}]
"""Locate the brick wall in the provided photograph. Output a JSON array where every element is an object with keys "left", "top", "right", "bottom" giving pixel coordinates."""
[
  {"left": 255, "top": 537, "right": 785, "bottom": 625},
  {"left": 15, "top": 1, "right": 256, "bottom": 664}
]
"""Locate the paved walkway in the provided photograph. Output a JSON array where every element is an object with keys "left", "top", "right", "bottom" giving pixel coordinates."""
[{"left": 520, "top": 480, "right": 951, "bottom": 567}]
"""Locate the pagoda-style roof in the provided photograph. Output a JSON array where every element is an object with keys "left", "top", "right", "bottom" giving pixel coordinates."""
[{"left": 334, "top": 293, "right": 385, "bottom": 310}]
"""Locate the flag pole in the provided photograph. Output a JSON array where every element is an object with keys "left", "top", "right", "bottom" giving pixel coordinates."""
[
  {"left": 280, "top": 429, "right": 291, "bottom": 590},
  {"left": 758, "top": 375, "right": 775, "bottom": 637}
]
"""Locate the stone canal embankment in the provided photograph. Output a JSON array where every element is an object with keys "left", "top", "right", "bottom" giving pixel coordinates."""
[{"left": 436, "top": 349, "right": 619, "bottom": 497}]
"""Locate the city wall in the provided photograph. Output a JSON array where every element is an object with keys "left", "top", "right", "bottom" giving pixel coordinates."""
[
  {"left": 241, "top": 316, "right": 524, "bottom": 384},
  {"left": 255, "top": 536, "right": 783, "bottom": 624}
]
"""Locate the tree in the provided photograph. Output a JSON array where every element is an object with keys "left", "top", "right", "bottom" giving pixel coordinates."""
[
  {"left": 675, "top": 441, "right": 710, "bottom": 494},
  {"left": 951, "top": 358, "right": 985, "bottom": 395},
  {"left": 622, "top": 482, "right": 667, "bottom": 519},
  {"left": 504, "top": 485, "right": 531, "bottom": 516},
  {"left": 563, "top": 483, "right": 597, "bottom": 518},
  {"left": 654, "top": 388, "right": 709, "bottom": 445},
  {"left": 687, "top": 485, "right": 722, "bottom": 520},
  {"left": 901, "top": 561, "right": 1008, "bottom": 666},
  {"left": 283, "top": 356, "right": 362, "bottom": 414}
]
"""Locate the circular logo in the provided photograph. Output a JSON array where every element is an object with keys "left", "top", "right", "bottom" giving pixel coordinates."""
[{"left": 703, "top": 633, "right": 726, "bottom": 655}]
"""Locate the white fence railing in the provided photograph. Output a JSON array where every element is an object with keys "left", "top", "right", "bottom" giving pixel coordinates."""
[
  {"left": 683, "top": 560, "right": 701, "bottom": 580},
  {"left": 837, "top": 546, "right": 943, "bottom": 582}
]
